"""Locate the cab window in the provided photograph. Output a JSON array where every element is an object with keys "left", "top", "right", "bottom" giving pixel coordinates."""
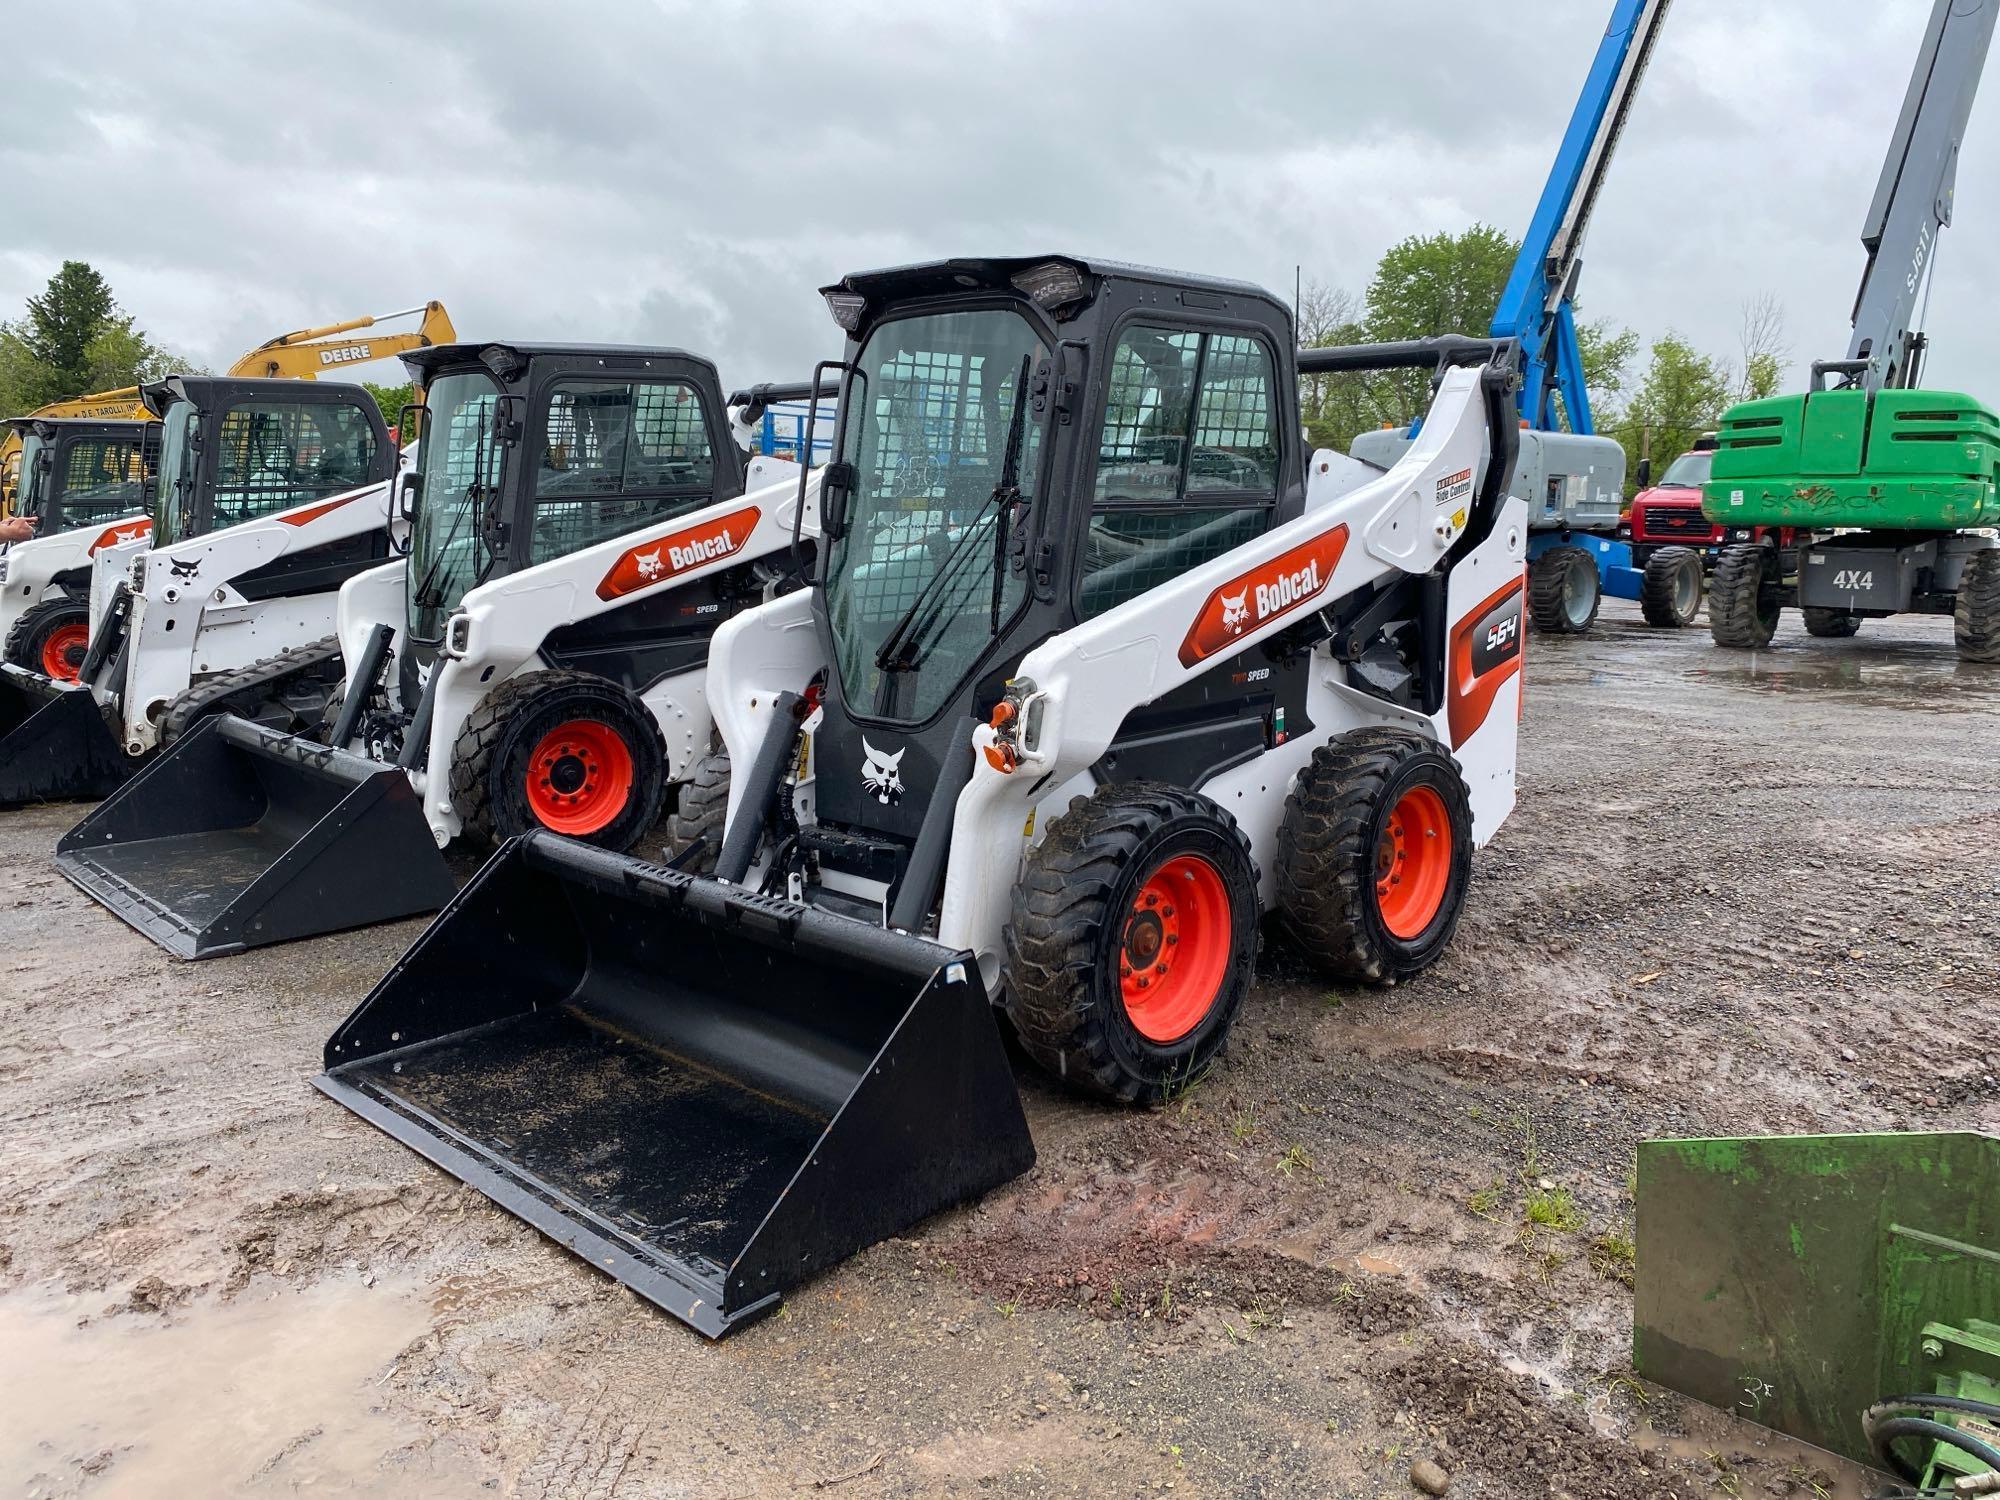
[
  {"left": 58, "top": 435, "right": 149, "bottom": 529},
  {"left": 210, "top": 400, "right": 382, "bottom": 527},
  {"left": 529, "top": 379, "right": 719, "bottom": 563},
  {"left": 1081, "top": 325, "right": 1280, "bottom": 619}
]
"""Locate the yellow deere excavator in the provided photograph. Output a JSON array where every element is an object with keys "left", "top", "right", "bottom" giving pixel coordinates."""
[{"left": 0, "top": 301, "right": 455, "bottom": 513}]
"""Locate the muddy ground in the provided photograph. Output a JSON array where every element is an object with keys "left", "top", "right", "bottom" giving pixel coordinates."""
[{"left": 3, "top": 598, "right": 1997, "bottom": 1499}]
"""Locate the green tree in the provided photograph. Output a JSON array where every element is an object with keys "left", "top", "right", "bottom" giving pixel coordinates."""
[
  {"left": 1357, "top": 223, "right": 1521, "bottom": 429},
  {"left": 1576, "top": 318, "right": 1640, "bottom": 430},
  {"left": 82, "top": 315, "right": 186, "bottom": 391},
  {"left": 1606, "top": 333, "right": 1731, "bottom": 483},
  {"left": 362, "top": 382, "right": 417, "bottom": 439},
  {"left": 19, "top": 261, "right": 118, "bottom": 404}
]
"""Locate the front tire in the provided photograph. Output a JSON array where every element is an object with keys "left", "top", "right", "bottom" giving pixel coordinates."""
[
  {"left": 1528, "top": 546, "right": 1600, "bottom": 634},
  {"left": 1275, "top": 727, "right": 1474, "bottom": 985},
  {"left": 1802, "top": 606, "right": 1862, "bottom": 639},
  {"left": 1954, "top": 548, "right": 2000, "bottom": 663},
  {"left": 450, "top": 670, "right": 668, "bottom": 850},
  {"left": 4, "top": 597, "right": 92, "bottom": 680},
  {"left": 1639, "top": 546, "right": 1703, "bottom": 628},
  {"left": 1708, "top": 544, "right": 1780, "bottom": 648},
  {"left": 665, "top": 745, "right": 731, "bottom": 872},
  {"left": 1003, "top": 783, "right": 1259, "bottom": 1104}
]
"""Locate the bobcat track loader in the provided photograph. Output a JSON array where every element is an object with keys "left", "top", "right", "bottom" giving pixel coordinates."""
[
  {"left": 58, "top": 342, "right": 830, "bottom": 958},
  {"left": 317, "top": 257, "right": 1530, "bottom": 1336},
  {"left": 0, "top": 377, "right": 401, "bottom": 810},
  {"left": 1, "top": 416, "right": 157, "bottom": 677}
]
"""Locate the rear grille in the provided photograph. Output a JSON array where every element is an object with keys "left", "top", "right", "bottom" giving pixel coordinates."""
[{"left": 1636, "top": 506, "right": 1715, "bottom": 541}]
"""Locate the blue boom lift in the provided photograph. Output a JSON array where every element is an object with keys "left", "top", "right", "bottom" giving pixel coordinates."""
[{"left": 1353, "top": 0, "right": 1669, "bottom": 634}]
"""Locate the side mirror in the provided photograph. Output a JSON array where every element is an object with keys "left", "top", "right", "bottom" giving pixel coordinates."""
[
  {"left": 1635, "top": 458, "right": 1652, "bottom": 490},
  {"left": 398, "top": 470, "right": 424, "bottom": 523},
  {"left": 820, "top": 460, "right": 854, "bottom": 541}
]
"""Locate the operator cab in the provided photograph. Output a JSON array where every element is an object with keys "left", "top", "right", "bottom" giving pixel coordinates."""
[
  {"left": 392, "top": 342, "right": 760, "bottom": 705},
  {"left": 6, "top": 416, "right": 156, "bottom": 540}
]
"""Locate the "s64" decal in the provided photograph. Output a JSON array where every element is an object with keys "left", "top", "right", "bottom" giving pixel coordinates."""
[{"left": 1447, "top": 574, "right": 1526, "bottom": 744}]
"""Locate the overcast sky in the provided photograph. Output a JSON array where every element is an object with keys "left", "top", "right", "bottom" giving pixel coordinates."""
[{"left": 3, "top": 0, "right": 1994, "bottom": 403}]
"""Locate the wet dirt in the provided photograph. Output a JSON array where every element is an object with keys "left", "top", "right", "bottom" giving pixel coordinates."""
[{"left": 2, "top": 598, "right": 1996, "bottom": 1498}]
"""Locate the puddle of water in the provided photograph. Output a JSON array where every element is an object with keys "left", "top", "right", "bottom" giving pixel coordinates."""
[
  {"left": 0, "top": 1277, "right": 481, "bottom": 1498},
  {"left": 1353, "top": 1252, "right": 1403, "bottom": 1275}
]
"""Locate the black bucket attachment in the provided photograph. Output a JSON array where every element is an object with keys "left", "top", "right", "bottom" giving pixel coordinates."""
[
  {"left": 0, "top": 665, "right": 130, "bottom": 809},
  {"left": 56, "top": 713, "right": 456, "bottom": 960},
  {"left": 315, "top": 833, "right": 1036, "bottom": 1337}
]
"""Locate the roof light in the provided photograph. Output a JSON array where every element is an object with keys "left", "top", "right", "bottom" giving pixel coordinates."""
[
  {"left": 823, "top": 291, "right": 867, "bottom": 333},
  {"left": 1009, "top": 261, "right": 1087, "bottom": 311}
]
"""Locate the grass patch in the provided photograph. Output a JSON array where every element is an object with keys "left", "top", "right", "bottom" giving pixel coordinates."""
[
  {"left": 1467, "top": 1177, "right": 1506, "bottom": 1218},
  {"left": 1589, "top": 1229, "right": 1636, "bottom": 1283},
  {"left": 1275, "top": 1144, "right": 1314, "bottom": 1179},
  {"left": 1524, "top": 1184, "right": 1586, "bottom": 1233},
  {"left": 1228, "top": 1111, "right": 1259, "bottom": 1143}
]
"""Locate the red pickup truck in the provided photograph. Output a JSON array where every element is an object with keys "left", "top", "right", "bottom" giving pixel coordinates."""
[{"left": 1620, "top": 445, "right": 1795, "bottom": 628}]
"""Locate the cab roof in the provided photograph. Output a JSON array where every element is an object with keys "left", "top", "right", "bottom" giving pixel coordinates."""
[
  {"left": 821, "top": 255, "right": 1282, "bottom": 317},
  {"left": 401, "top": 342, "right": 719, "bottom": 385}
]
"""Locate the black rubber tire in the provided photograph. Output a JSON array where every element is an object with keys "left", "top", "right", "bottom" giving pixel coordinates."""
[
  {"left": 1003, "top": 782, "right": 1259, "bottom": 1105},
  {"left": 3, "top": 597, "right": 91, "bottom": 677},
  {"left": 1639, "top": 546, "right": 1703, "bottom": 628},
  {"left": 449, "top": 669, "right": 668, "bottom": 851},
  {"left": 665, "top": 745, "right": 730, "bottom": 872},
  {"left": 1274, "top": 726, "right": 1474, "bottom": 985},
  {"left": 1954, "top": 547, "right": 2000, "bottom": 663},
  {"left": 1527, "top": 546, "right": 1600, "bottom": 634},
  {"left": 1801, "top": 606, "right": 1862, "bottom": 639},
  {"left": 1707, "top": 543, "right": 1780, "bottom": 648}
]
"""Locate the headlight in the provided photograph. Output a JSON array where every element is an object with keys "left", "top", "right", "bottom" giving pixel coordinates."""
[
  {"left": 446, "top": 612, "right": 472, "bottom": 655},
  {"left": 1730, "top": 528, "right": 1753, "bottom": 541}
]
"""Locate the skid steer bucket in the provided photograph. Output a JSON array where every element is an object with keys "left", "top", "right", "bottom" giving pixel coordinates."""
[
  {"left": 0, "top": 666, "right": 129, "bottom": 809},
  {"left": 315, "top": 833, "right": 1036, "bottom": 1338},
  {"left": 56, "top": 714, "right": 455, "bottom": 959}
]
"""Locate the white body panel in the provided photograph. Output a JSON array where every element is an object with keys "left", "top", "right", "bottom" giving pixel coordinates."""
[
  {"left": 332, "top": 455, "right": 818, "bottom": 846},
  {"left": 106, "top": 461, "right": 406, "bottom": 755},
  {"left": 0, "top": 513, "right": 151, "bottom": 641},
  {"left": 710, "top": 364, "right": 1527, "bottom": 995}
]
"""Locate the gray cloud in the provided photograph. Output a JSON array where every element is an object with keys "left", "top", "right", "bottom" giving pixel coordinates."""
[{"left": 3, "top": 0, "right": 1992, "bottom": 398}]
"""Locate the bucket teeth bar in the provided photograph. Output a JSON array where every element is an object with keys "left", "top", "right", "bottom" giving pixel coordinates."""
[
  {"left": 56, "top": 713, "right": 456, "bottom": 959},
  {"left": 0, "top": 666, "right": 130, "bottom": 809},
  {"left": 316, "top": 832, "right": 1037, "bottom": 1337}
]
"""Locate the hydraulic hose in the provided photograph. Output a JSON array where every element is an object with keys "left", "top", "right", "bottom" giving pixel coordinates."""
[{"left": 1864, "top": 1394, "right": 2000, "bottom": 1483}]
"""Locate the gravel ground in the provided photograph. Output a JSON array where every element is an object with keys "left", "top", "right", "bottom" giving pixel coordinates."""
[{"left": 2, "top": 597, "right": 1996, "bottom": 1499}]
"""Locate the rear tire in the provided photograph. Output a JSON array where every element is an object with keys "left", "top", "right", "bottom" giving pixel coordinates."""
[
  {"left": 451, "top": 670, "right": 667, "bottom": 851},
  {"left": 1639, "top": 546, "right": 1703, "bottom": 628},
  {"left": 1954, "top": 548, "right": 2000, "bottom": 663},
  {"left": 4, "top": 597, "right": 91, "bottom": 680},
  {"left": 1528, "top": 546, "right": 1600, "bottom": 634},
  {"left": 1708, "top": 544, "right": 1780, "bottom": 648},
  {"left": 1003, "top": 783, "right": 1259, "bottom": 1105},
  {"left": 665, "top": 746, "right": 731, "bottom": 872},
  {"left": 1274, "top": 726, "right": 1473, "bottom": 985},
  {"left": 1802, "top": 606, "right": 1862, "bottom": 639}
]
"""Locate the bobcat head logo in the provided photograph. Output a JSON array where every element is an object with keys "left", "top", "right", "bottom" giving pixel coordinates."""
[
  {"left": 633, "top": 548, "right": 664, "bottom": 581},
  {"left": 1220, "top": 589, "right": 1249, "bottom": 634},
  {"left": 168, "top": 555, "right": 201, "bottom": 581},
  {"left": 860, "top": 738, "right": 905, "bottom": 806}
]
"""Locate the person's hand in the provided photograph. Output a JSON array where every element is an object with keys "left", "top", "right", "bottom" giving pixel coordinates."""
[{"left": 0, "top": 516, "right": 37, "bottom": 544}]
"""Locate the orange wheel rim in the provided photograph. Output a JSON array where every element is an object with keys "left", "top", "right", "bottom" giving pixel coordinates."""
[
  {"left": 524, "top": 719, "right": 634, "bottom": 836},
  {"left": 1119, "top": 853, "right": 1232, "bottom": 1044},
  {"left": 1375, "top": 785, "right": 1451, "bottom": 940},
  {"left": 41, "top": 622, "right": 90, "bottom": 681}
]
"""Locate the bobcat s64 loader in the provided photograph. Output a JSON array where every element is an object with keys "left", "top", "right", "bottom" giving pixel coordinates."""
[
  {"left": 316, "top": 257, "right": 1530, "bottom": 1337},
  {"left": 58, "top": 342, "right": 829, "bottom": 958},
  {"left": 0, "top": 377, "right": 399, "bottom": 810},
  {"left": 1, "top": 416, "right": 157, "bottom": 677}
]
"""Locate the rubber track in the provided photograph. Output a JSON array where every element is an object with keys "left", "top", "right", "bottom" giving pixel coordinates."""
[{"left": 157, "top": 635, "right": 344, "bottom": 747}]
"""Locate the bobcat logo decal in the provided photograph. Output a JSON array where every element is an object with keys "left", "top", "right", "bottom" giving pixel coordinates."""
[
  {"left": 860, "top": 738, "right": 905, "bottom": 806},
  {"left": 633, "top": 548, "right": 664, "bottom": 581},
  {"left": 168, "top": 555, "right": 201, "bottom": 581},
  {"left": 1220, "top": 589, "right": 1249, "bottom": 634}
]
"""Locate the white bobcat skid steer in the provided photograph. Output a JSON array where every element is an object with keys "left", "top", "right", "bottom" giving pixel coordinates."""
[
  {"left": 0, "top": 377, "right": 399, "bottom": 809},
  {"left": 0, "top": 415, "right": 155, "bottom": 680},
  {"left": 314, "top": 257, "right": 1528, "bottom": 1337},
  {"left": 58, "top": 341, "right": 828, "bottom": 958}
]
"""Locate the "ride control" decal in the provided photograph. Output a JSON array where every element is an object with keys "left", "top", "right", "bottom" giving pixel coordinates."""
[
  {"left": 86, "top": 517, "right": 152, "bottom": 554},
  {"left": 596, "top": 505, "right": 761, "bottom": 601},
  {"left": 1177, "top": 525, "right": 1349, "bottom": 667},
  {"left": 1446, "top": 573, "right": 1525, "bottom": 745}
]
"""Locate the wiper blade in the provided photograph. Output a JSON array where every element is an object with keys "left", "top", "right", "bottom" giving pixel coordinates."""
[{"left": 872, "top": 494, "right": 1000, "bottom": 672}]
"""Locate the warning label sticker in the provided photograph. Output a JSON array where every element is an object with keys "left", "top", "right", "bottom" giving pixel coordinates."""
[{"left": 1435, "top": 467, "right": 1473, "bottom": 509}]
